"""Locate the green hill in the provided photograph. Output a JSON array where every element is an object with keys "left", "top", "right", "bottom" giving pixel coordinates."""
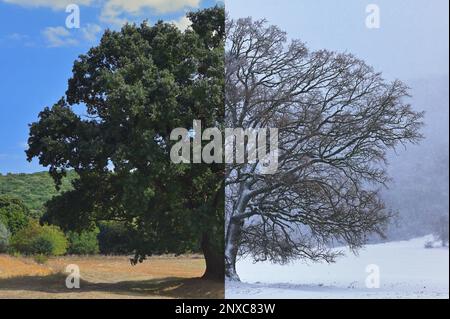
[{"left": 0, "top": 171, "right": 76, "bottom": 218}]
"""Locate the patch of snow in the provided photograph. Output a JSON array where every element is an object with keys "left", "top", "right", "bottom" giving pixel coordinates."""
[{"left": 226, "top": 236, "right": 449, "bottom": 298}]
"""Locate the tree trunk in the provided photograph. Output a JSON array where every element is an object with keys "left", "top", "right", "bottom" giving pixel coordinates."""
[
  {"left": 225, "top": 218, "right": 243, "bottom": 281},
  {"left": 201, "top": 232, "right": 224, "bottom": 281}
]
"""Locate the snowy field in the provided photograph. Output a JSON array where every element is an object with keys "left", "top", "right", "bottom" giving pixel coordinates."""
[{"left": 226, "top": 236, "right": 449, "bottom": 299}]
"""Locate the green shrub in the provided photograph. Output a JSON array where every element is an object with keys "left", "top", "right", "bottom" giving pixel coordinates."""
[
  {"left": 67, "top": 228, "right": 100, "bottom": 255},
  {"left": 31, "top": 237, "right": 54, "bottom": 255},
  {"left": 10, "top": 221, "right": 68, "bottom": 256},
  {"left": 0, "top": 196, "right": 29, "bottom": 235},
  {"left": 33, "top": 253, "right": 48, "bottom": 264},
  {"left": 0, "top": 222, "right": 9, "bottom": 253},
  {"left": 39, "top": 224, "right": 68, "bottom": 255},
  {"left": 98, "top": 221, "right": 134, "bottom": 255},
  {"left": 11, "top": 251, "right": 21, "bottom": 258},
  {"left": 9, "top": 220, "right": 40, "bottom": 253}
]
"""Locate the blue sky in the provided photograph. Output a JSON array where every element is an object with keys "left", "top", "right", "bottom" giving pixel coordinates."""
[
  {"left": 0, "top": 0, "right": 448, "bottom": 174},
  {"left": 227, "top": 0, "right": 449, "bottom": 81},
  {"left": 0, "top": 0, "right": 220, "bottom": 174}
]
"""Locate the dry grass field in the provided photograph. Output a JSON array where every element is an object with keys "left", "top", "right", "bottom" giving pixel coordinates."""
[{"left": 0, "top": 254, "right": 223, "bottom": 299}]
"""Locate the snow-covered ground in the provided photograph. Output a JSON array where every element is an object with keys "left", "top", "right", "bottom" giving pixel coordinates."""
[{"left": 226, "top": 236, "right": 449, "bottom": 299}]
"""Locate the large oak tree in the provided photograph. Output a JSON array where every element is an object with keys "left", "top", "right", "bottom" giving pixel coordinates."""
[
  {"left": 27, "top": 7, "right": 225, "bottom": 280},
  {"left": 225, "top": 18, "right": 423, "bottom": 280}
]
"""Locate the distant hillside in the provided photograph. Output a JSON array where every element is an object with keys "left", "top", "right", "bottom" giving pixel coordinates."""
[
  {"left": 0, "top": 171, "right": 76, "bottom": 218},
  {"left": 383, "top": 75, "right": 449, "bottom": 240}
]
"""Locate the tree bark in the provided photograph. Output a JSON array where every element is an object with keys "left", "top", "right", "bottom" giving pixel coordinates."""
[
  {"left": 225, "top": 218, "right": 243, "bottom": 281},
  {"left": 201, "top": 232, "right": 224, "bottom": 281}
]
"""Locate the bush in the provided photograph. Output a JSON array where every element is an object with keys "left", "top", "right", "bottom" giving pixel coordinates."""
[
  {"left": 0, "top": 196, "right": 29, "bottom": 235},
  {"left": 10, "top": 221, "right": 68, "bottom": 256},
  {"left": 424, "top": 241, "right": 434, "bottom": 249},
  {"left": 67, "top": 229, "right": 100, "bottom": 255},
  {"left": 98, "top": 221, "right": 134, "bottom": 255},
  {"left": 31, "top": 237, "right": 54, "bottom": 255},
  {"left": 9, "top": 221, "right": 40, "bottom": 254},
  {"left": 39, "top": 224, "right": 69, "bottom": 255},
  {"left": 33, "top": 253, "right": 48, "bottom": 264},
  {"left": 0, "top": 222, "right": 10, "bottom": 253}
]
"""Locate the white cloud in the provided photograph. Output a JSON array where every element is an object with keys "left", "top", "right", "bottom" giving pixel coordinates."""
[
  {"left": 42, "top": 26, "right": 78, "bottom": 47},
  {"left": 3, "top": 0, "right": 202, "bottom": 28},
  {"left": 2, "top": 0, "right": 93, "bottom": 10},
  {"left": 100, "top": 0, "right": 200, "bottom": 26},
  {"left": 7, "top": 33, "right": 28, "bottom": 41},
  {"left": 81, "top": 23, "right": 102, "bottom": 41},
  {"left": 170, "top": 15, "right": 191, "bottom": 31},
  {"left": 1, "top": 32, "right": 36, "bottom": 47}
]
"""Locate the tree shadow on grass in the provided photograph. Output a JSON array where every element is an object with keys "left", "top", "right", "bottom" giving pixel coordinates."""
[{"left": 0, "top": 273, "right": 224, "bottom": 299}]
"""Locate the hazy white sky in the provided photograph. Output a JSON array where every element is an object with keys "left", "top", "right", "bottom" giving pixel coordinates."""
[{"left": 227, "top": 0, "right": 449, "bottom": 81}]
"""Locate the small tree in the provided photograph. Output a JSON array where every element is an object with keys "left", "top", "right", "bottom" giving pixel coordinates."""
[{"left": 0, "top": 195, "right": 29, "bottom": 235}]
